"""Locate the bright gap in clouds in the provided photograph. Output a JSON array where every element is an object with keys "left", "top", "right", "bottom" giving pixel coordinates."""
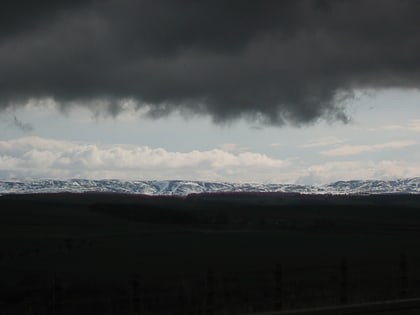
[{"left": 0, "top": 89, "right": 420, "bottom": 184}]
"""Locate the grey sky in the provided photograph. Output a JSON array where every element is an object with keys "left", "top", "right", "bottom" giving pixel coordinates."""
[{"left": 1, "top": 89, "right": 419, "bottom": 184}]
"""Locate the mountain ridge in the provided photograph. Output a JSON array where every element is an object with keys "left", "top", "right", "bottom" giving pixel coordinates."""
[{"left": 1, "top": 178, "right": 420, "bottom": 196}]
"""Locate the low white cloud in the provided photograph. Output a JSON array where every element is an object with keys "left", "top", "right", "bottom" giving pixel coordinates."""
[
  {"left": 1, "top": 137, "right": 419, "bottom": 185},
  {"left": 368, "top": 125, "right": 403, "bottom": 131},
  {"left": 320, "top": 140, "right": 417, "bottom": 156},
  {"left": 295, "top": 160, "right": 420, "bottom": 185},
  {"left": 0, "top": 137, "right": 287, "bottom": 182},
  {"left": 408, "top": 119, "right": 420, "bottom": 132},
  {"left": 381, "top": 125, "right": 405, "bottom": 131},
  {"left": 300, "top": 136, "right": 344, "bottom": 148},
  {"left": 217, "top": 143, "right": 249, "bottom": 152},
  {"left": 369, "top": 119, "right": 420, "bottom": 132}
]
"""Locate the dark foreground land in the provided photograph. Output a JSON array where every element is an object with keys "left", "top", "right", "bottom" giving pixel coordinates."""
[{"left": 1, "top": 192, "right": 420, "bottom": 314}]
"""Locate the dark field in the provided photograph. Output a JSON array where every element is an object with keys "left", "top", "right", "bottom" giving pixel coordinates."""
[{"left": 1, "top": 192, "right": 420, "bottom": 314}]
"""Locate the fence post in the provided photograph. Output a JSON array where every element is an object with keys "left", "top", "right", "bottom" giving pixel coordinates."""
[
  {"left": 131, "top": 273, "right": 141, "bottom": 314},
  {"left": 340, "top": 257, "right": 348, "bottom": 305},
  {"left": 51, "top": 274, "right": 55, "bottom": 315},
  {"left": 51, "top": 273, "right": 62, "bottom": 315},
  {"left": 275, "top": 263, "right": 282, "bottom": 311},
  {"left": 222, "top": 275, "right": 231, "bottom": 312},
  {"left": 206, "top": 268, "right": 215, "bottom": 315},
  {"left": 178, "top": 281, "right": 189, "bottom": 315},
  {"left": 400, "top": 253, "right": 408, "bottom": 299}
]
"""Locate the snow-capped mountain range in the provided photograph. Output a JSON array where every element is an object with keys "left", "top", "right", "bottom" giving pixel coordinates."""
[{"left": 1, "top": 178, "right": 420, "bottom": 196}]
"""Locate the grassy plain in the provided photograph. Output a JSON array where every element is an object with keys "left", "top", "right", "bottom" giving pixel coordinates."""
[{"left": 1, "top": 192, "right": 420, "bottom": 313}]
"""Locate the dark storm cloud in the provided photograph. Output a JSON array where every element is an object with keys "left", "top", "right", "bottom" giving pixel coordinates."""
[
  {"left": 12, "top": 116, "right": 33, "bottom": 132},
  {"left": 1, "top": 0, "right": 420, "bottom": 125}
]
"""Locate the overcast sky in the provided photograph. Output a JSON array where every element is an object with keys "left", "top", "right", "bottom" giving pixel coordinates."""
[{"left": 1, "top": 0, "right": 420, "bottom": 184}]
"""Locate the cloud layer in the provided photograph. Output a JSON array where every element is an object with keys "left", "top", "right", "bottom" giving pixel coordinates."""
[
  {"left": 1, "top": 0, "right": 420, "bottom": 124},
  {"left": 296, "top": 160, "right": 420, "bottom": 185},
  {"left": 320, "top": 140, "right": 417, "bottom": 156},
  {"left": 0, "top": 137, "right": 286, "bottom": 182},
  {"left": 1, "top": 137, "right": 419, "bottom": 184}
]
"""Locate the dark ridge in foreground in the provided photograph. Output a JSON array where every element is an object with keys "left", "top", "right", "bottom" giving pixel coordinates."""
[{"left": 1, "top": 192, "right": 420, "bottom": 314}]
